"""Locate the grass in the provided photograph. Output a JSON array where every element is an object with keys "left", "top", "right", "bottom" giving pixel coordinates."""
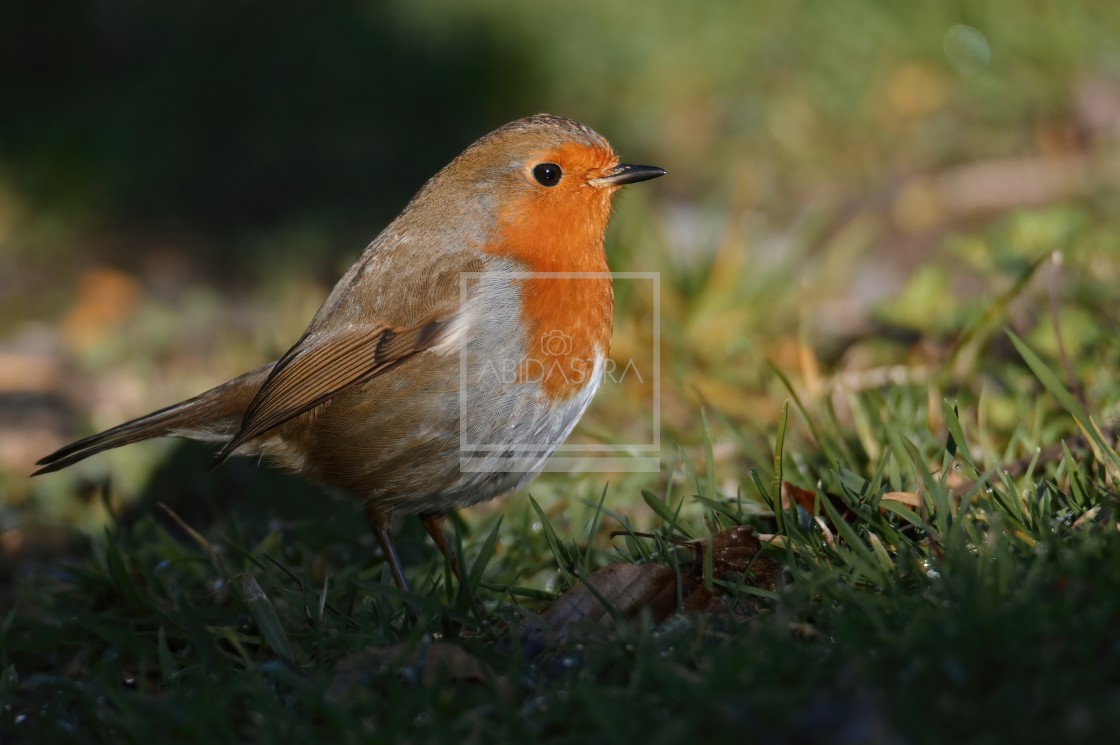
[
  {"left": 7, "top": 145, "right": 1120, "bottom": 745},
  {"left": 4, "top": 318, "right": 1119, "bottom": 743}
]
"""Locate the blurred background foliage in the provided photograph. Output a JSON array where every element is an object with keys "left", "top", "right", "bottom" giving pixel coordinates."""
[{"left": 2, "top": 1, "right": 1120, "bottom": 546}]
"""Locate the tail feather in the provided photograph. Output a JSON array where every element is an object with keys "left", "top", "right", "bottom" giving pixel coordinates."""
[{"left": 32, "top": 364, "right": 273, "bottom": 476}]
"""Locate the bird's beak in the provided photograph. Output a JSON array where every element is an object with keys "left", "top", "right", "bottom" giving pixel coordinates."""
[{"left": 590, "top": 163, "right": 666, "bottom": 188}]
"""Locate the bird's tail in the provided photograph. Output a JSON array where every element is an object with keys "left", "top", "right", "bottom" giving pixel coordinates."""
[{"left": 32, "top": 364, "right": 273, "bottom": 476}]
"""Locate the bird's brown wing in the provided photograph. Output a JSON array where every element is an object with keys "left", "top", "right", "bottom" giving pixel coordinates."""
[{"left": 216, "top": 317, "right": 453, "bottom": 462}]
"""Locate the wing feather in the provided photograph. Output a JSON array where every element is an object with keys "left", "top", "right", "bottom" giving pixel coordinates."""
[{"left": 216, "top": 317, "right": 452, "bottom": 460}]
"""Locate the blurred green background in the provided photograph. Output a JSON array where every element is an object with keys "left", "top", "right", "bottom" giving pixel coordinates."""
[{"left": 3, "top": 1, "right": 1119, "bottom": 545}]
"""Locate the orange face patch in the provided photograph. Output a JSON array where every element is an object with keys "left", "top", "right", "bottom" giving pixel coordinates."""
[{"left": 486, "top": 141, "right": 619, "bottom": 401}]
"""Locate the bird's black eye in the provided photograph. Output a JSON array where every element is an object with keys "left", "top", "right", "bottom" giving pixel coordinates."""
[{"left": 532, "top": 163, "right": 562, "bottom": 187}]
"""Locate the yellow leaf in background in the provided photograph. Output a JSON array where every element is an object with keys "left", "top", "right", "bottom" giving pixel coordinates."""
[
  {"left": 892, "top": 177, "right": 945, "bottom": 234},
  {"left": 882, "top": 491, "right": 922, "bottom": 508},
  {"left": 767, "top": 98, "right": 819, "bottom": 155},
  {"left": 686, "top": 378, "right": 777, "bottom": 421},
  {"left": 686, "top": 306, "right": 755, "bottom": 362},
  {"left": 882, "top": 63, "right": 949, "bottom": 120}
]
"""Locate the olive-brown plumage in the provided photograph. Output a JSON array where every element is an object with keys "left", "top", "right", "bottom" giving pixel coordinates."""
[{"left": 34, "top": 114, "right": 665, "bottom": 590}]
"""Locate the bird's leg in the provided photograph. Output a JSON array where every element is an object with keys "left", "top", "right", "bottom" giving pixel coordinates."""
[
  {"left": 420, "top": 511, "right": 464, "bottom": 585},
  {"left": 421, "top": 511, "right": 490, "bottom": 619},
  {"left": 365, "top": 503, "right": 411, "bottom": 593}
]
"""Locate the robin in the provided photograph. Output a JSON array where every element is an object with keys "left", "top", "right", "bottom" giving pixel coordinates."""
[{"left": 33, "top": 114, "right": 665, "bottom": 591}]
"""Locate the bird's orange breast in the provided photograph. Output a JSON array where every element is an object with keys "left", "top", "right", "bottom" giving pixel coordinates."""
[{"left": 487, "top": 180, "right": 614, "bottom": 402}]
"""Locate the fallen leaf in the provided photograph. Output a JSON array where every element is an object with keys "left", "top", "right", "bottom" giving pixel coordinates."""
[
  {"left": 542, "top": 563, "right": 676, "bottom": 634},
  {"left": 695, "top": 524, "right": 782, "bottom": 592},
  {"left": 538, "top": 525, "right": 781, "bottom": 641},
  {"left": 331, "top": 640, "right": 513, "bottom": 702},
  {"left": 881, "top": 491, "right": 922, "bottom": 508},
  {"left": 781, "top": 481, "right": 853, "bottom": 523},
  {"left": 781, "top": 481, "right": 817, "bottom": 513}
]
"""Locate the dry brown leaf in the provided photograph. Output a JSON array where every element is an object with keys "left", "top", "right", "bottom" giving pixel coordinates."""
[
  {"left": 702, "top": 524, "right": 782, "bottom": 591},
  {"left": 814, "top": 516, "right": 837, "bottom": 550},
  {"left": 540, "top": 525, "right": 781, "bottom": 639},
  {"left": 780, "top": 480, "right": 817, "bottom": 514},
  {"left": 330, "top": 640, "right": 512, "bottom": 702},
  {"left": 781, "top": 481, "right": 853, "bottom": 523},
  {"left": 542, "top": 563, "right": 677, "bottom": 634},
  {"left": 881, "top": 491, "right": 922, "bottom": 508},
  {"left": 1072, "top": 505, "right": 1102, "bottom": 529}
]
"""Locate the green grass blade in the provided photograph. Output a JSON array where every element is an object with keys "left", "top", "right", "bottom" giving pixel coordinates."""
[
  {"left": 157, "top": 625, "right": 176, "bottom": 684},
  {"left": 942, "top": 399, "right": 975, "bottom": 468},
  {"left": 700, "top": 408, "right": 717, "bottom": 502},
  {"left": 237, "top": 574, "right": 295, "bottom": 663},
  {"left": 772, "top": 400, "right": 789, "bottom": 500},
  {"left": 946, "top": 252, "right": 1048, "bottom": 374},
  {"left": 817, "top": 490, "right": 889, "bottom": 588},
  {"left": 771, "top": 400, "right": 789, "bottom": 535},
  {"left": 583, "top": 484, "right": 609, "bottom": 573},
  {"left": 465, "top": 516, "right": 503, "bottom": 602},
  {"left": 529, "top": 495, "right": 576, "bottom": 577},
  {"left": 1008, "top": 329, "right": 1120, "bottom": 476},
  {"left": 103, "top": 533, "right": 148, "bottom": 611},
  {"left": 641, "top": 489, "right": 691, "bottom": 539}
]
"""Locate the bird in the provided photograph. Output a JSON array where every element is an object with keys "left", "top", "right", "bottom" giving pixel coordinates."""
[{"left": 33, "top": 114, "right": 665, "bottom": 592}]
